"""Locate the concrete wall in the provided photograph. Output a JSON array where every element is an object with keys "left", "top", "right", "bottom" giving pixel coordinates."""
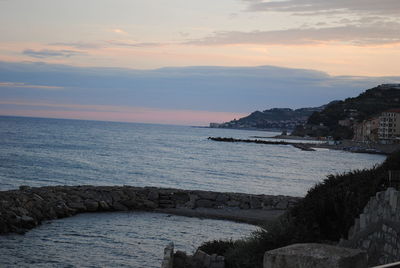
[{"left": 340, "top": 188, "right": 400, "bottom": 266}]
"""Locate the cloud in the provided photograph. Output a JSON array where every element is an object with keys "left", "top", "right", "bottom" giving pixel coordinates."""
[
  {"left": 49, "top": 40, "right": 167, "bottom": 49},
  {"left": 187, "top": 21, "right": 400, "bottom": 46},
  {"left": 0, "top": 82, "right": 63, "bottom": 90},
  {"left": 106, "top": 40, "right": 166, "bottom": 47},
  {"left": 243, "top": 0, "right": 400, "bottom": 16},
  {"left": 0, "top": 61, "right": 399, "bottom": 116},
  {"left": 49, "top": 42, "right": 101, "bottom": 49},
  {"left": 22, "top": 49, "right": 86, "bottom": 58},
  {"left": 112, "top": 28, "right": 129, "bottom": 35}
]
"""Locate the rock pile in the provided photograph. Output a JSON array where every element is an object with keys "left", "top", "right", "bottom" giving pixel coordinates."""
[
  {"left": 0, "top": 185, "right": 300, "bottom": 234},
  {"left": 161, "top": 242, "right": 225, "bottom": 268}
]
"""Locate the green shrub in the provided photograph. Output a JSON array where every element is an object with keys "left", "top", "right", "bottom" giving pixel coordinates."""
[{"left": 201, "top": 151, "right": 400, "bottom": 268}]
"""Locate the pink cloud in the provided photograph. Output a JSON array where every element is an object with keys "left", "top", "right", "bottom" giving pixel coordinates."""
[{"left": 0, "top": 101, "right": 246, "bottom": 126}]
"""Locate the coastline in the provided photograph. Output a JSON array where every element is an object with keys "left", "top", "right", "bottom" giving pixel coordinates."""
[
  {"left": 212, "top": 134, "right": 397, "bottom": 155},
  {"left": 0, "top": 185, "right": 300, "bottom": 235},
  {"left": 270, "top": 135, "right": 400, "bottom": 155}
]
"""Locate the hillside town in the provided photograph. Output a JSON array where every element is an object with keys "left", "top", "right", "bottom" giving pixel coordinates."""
[
  {"left": 212, "top": 84, "right": 400, "bottom": 146},
  {"left": 210, "top": 107, "right": 324, "bottom": 131}
]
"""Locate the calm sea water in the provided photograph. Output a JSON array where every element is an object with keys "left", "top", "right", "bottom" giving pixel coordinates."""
[
  {"left": 0, "top": 116, "right": 385, "bottom": 267},
  {"left": 0, "top": 116, "right": 385, "bottom": 196},
  {"left": 0, "top": 212, "right": 257, "bottom": 268}
]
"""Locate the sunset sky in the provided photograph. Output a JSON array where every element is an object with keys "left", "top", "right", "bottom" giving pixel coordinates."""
[{"left": 1, "top": 0, "right": 400, "bottom": 125}]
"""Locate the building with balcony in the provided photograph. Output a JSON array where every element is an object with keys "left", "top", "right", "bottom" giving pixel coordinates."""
[{"left": 379, "top": 109, "right": 400, "bottom": 143}]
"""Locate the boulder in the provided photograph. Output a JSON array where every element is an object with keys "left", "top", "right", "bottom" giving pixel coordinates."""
[
  {"left": 159, "top": 200, "right": 175, "bottom": 208},
  {"left": 216, "top": 193, "right": 229, "bottom": 203},
  {"left": 98, "top": 201, "right": 110, "bottom": 211},
  {"left": 121, "top": 199, "right": 138, "bottom": 209},
  {"left": 112, "top": 202, "right": 129, "bottom": 211},
  {"left": 84, "top": 201, "right": 99, "bottom": 212},
  {"left": 67, "top": 201, "right": 86, "bottom": 211},
  {"left": 171, "top": 192, "right": 190, "bottom": 203},
  {"left": 250, "top": 197, "right": 262, "bottom": 209},
  {"left": 143, "top": 200, "right": 158, "bottom": 209},
  {"left": 147, "top": 191, "right": 159, "bottom": 201}
]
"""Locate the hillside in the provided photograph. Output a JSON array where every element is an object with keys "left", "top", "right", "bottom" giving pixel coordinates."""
[
  {"left": 213, "top": 106, "right": 325, "bottom": 130},
  {"left": 292, "top": 84, "right": 400, "bottom": 139}
]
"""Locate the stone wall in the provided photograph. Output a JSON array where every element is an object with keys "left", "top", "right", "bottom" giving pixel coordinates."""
[
  {"left": 0, "top": 185, "right": 300, "bottom": 234},
  {"left": 339, "top": 187, "right": 400, "bottom": 266},
  {"left": 263, "top": 243, "right": 367, "bottom": 268},
  {"left": 161, "top": 243, "right": 225, "bottom": 268}
]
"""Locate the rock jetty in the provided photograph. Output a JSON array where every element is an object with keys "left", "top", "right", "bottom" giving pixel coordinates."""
[
  {"left": 0, "top": 185, "right": 300, "bottom": 235},
  {"left": 208, "top": 137, "right": 315, "bottom": 151}
]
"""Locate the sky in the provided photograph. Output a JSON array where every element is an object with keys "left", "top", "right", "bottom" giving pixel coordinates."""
[{"left": 0, "top": 0, "right": 400, "bottom": 125}]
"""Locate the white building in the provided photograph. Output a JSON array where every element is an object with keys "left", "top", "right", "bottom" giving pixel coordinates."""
[{"left": 379, "top": 109, "right": 400, "bottom": 143}]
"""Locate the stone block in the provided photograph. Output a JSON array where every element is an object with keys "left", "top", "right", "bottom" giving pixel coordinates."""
[
  {"left": 275, "top": 199, "right": 288, "bottom": 209},
  {"left": 362, "top": 239, "right": 371, "bottom": 249},
  {"left": 161, "top": 242, "right": 174, "bottom": 268},
  {"left": 240, "top": 202, "right": 250, "bottom": 209},
  {"left": 226, "top": 200, "right": 240, "bottom": 207},
  {"left": 196, "top": 199, "right": 215, "bottom": 208},
  {"left": 98, "top": 200, "right": 110, "bottom": 210},
  {"left": 203, "top": 253, "right": 212, "bottom": 267},
  {"left": 112, "top": 202, "right": 128, "bottom": 211},
  {"left": 184, "top": 194, "right": 198, "bottom": 209},
  {"left": 19, "top": 185, "right": 31, "bottom": 191},
  {"left": 250, "top": 197, "right": 262, "bottom": 209},
  {"left": 67, "top": 201, "right": 86, "bottom": 211},
  {"left": 84, "top": 200, "right": 99, "bottom": 212},
  {"left": 173, "top": 250, "right": 189, "bottom": 268},
  {"left": 389, "top": 191, "right": 398, "bottom": 212},
  {"left": 171, "top": 192, "right": 190, "bottom": 203},
  {"left": 216, "top": 194, "right": 229, "bottom": 203},
  {"left": 159, "top": 199, "right": 175, "bottom": 208},
  {"left": 147, "top": 191, "right": 159, "bottom": 201},
  {"left": 264, "top": 243, "right": 367, "bottom": 268},
  {"left": 121, "top": 199, "right": 138, "bottom": 209},
  {"left": 143, "top": 200, "right": 158, "bottom": 209},
  {"left": 197, "top": 191, "right": 218, "bottom": 200},
  {"left": 193, "top": 249, "right": 207, "bottom": 263},
  {"left": 360, "top": 214, "right": 367, "bottom": 230}
]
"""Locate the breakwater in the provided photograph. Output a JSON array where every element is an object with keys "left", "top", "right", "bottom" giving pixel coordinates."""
[
  {"left": 0, "top": 185, "right": 300, "bottom": 234},
  {"left": 208, "top": 137, "right": 315, "bottom": 151}
]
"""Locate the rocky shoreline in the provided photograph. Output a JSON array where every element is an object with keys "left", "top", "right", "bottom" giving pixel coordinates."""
[{"left": 0, "top": 185, "right": 300, "bottom": 235}]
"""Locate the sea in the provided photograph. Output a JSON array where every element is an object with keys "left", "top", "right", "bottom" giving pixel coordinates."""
[{"left": 0, "top": 116, "right": 386, "bottom": 267}]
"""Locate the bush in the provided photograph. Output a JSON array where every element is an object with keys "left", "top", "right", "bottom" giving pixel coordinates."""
[
  {"left": 201, "top": 151, "right": 400, "bottom": 268},
  {"left": 198, "top": 239, "right": 236, "bottom": 256}
]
